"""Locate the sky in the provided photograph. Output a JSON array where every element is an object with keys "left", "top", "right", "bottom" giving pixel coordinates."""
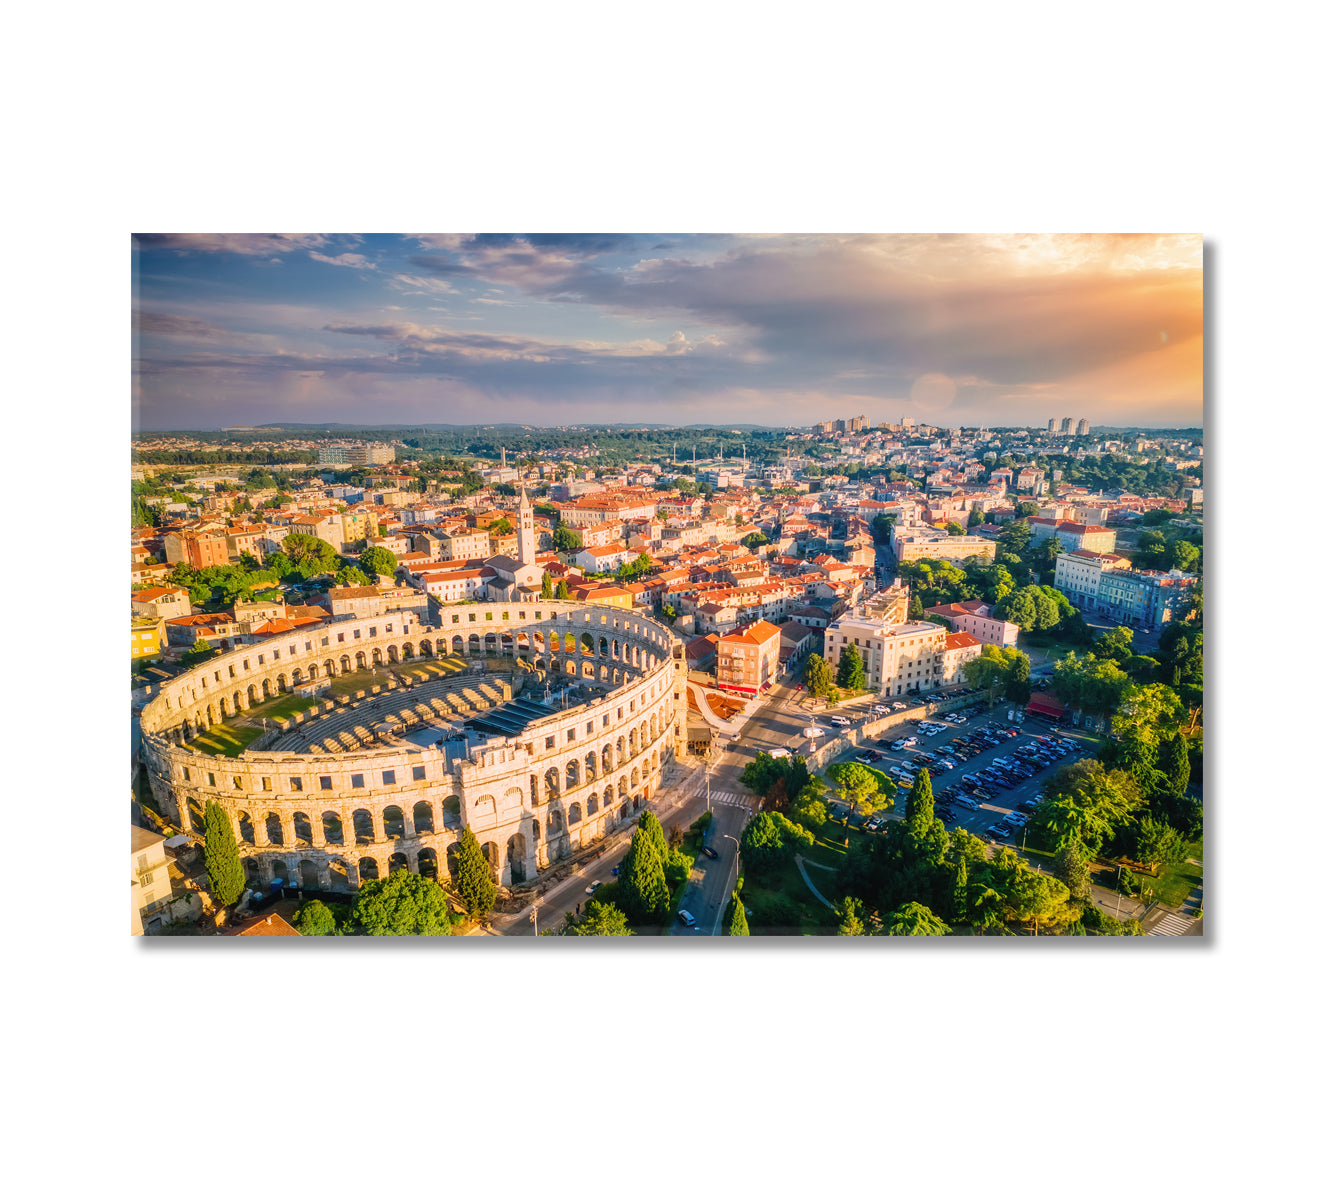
[{"left": 131, "top": 232, "right": 1203, "bottom": 432}]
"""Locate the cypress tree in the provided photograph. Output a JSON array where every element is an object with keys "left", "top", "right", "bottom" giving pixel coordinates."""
[
  {"left": 619, "top": 827, "right": 670, "bottom": 926},
  {"left": 1161, "top": 732, "right": 1191, "bottom": 796},
  {"left": 952, "top": 855, "right": 969, "bottom": 924},
  {"left": 453, "top": 826, "right": 497, "bottom": 917},
  {"left": 637, "top": 810, "right": 668, "bottom": 866},
  {"left": 203, "top": 800, "right": 245, "bottom": 906},
  {"left": 540, "top": 573, "right": 553, "bottom": 599},
  {"left": 728, "top": 890, "right": 750, "bottom": 936},
  {"left": 905, "top": 768, "right": 935, "bottom": 839}
]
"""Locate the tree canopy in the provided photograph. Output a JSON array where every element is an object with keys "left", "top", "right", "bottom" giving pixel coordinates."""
[
  {"left": 573, "top": 900, "right": 633, "bottom": 936},
  {"left": 203, "top": 800, "right": 245, "bottom": 907},
  {"left": 453, "top": 827, "right": 498, "bottom": 917},
  {"left": 351, "top": 869, "right": 457, "bottom": 935}
]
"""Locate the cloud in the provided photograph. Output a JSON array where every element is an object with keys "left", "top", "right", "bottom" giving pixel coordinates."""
[
  {"left": 135, "top": 233, "right": 331, "bottom": 256},
  {"left": 134, "top": 311, "right": 228, "bottom": 338},
  {"left": 388, "top": 273, "right": 458, "bottom": 295},
  {"left": 309, "top": 251, "right": 375, "bottom": 269}
]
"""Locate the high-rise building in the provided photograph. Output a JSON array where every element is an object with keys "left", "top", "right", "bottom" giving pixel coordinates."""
[
  {"left": 1060, "top": 417, "right": 1074, "bottom": 435},
  {"left": 1048, "top": 418, "right": 1057, "bottom": 433},
  {"left": 1076, "top": 418, "right": 1090, "bottom": 436}
]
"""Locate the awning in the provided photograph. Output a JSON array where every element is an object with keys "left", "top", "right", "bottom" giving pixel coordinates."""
[{"left": 1026, "top": 693, "right": 1067, "bottom": 717}]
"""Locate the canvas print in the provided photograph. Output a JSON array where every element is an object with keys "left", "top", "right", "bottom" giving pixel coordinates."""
[{"left": 130, "top": 233, "right": 1204, "bottom": 937}]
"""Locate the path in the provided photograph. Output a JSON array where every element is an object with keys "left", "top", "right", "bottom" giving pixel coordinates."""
[{"left": 794, "top": 853, "right": 837, "bottom": 909}]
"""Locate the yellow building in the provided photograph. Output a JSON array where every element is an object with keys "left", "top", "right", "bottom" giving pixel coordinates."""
[{"left": 132, "top": 616, "right": 164, "bottom": 660}]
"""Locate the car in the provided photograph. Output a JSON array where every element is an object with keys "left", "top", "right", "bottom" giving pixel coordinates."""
[
  {"left": 701, "top": 845, "right": 719, "bottom": 860},
  {"left": 891, "top": 701, "right": 908, "bottom": 710},
  {"left": 586, "top": 881, "right": 600, "bottom": 894},
  {"left": 830, "top": 715, "right": 851, "bottom": 727},
  {"left": 877, "top": 739, "right": 896, "bottom": 749},
  {"left": 902, "top": 737, "right": 918, "bottom": 747},
  {"left": 611, "top": 865, "right": 621, "bottom": 876},
  {"left": 803, "top": 726, "right": 827, "bottom": 738},
  {"left": 855, "top": 753, "right": 875, "bottom": 764},
  {"left": 873, "top": 705, "right": 890, "bottom": 715},
  {"left": 1019, "top": 797, "right": 1040, "bottom": 811},
  {"left": 955, "top": 797, "right": 980, "bottom": 811},
  {"left": 986, "top": 824, "right": 1010, "bottom": 838},
  {"left": 1004, "top": 814, "right": 1027, "bottom": 829},
  {"left": 676, "top": 910, "right": 697, "bottom": 927}
]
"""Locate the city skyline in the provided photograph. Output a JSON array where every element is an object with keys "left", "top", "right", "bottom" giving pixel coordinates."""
[{"left": 132, "top": 233, "right": 1203, "bottom": 432}]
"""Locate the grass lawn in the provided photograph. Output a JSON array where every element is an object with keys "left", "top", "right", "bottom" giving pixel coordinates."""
[
  {"left": 1129, "top": 840, "right": 1203, "bottom": 908},
  {"left": 192, "top": 722, "right": 267, "bottom": 758},
  {"left": 244, "top": 693, "right": 322, "bottom": 722}
]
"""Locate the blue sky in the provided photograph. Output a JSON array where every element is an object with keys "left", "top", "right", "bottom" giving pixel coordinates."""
[{"left": 132, "top": 233, "right": 1203, "bottom": 431}]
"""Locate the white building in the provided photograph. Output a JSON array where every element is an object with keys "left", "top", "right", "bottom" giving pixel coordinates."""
[{"left": 823, "top": 612, "right": 947, "bottom": 697}]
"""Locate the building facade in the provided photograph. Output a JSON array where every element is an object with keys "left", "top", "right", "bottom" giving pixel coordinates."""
[
  {"left": 823, "top": 612, "right": 947, "bottom": 697},
  {"left": 715, "top": 620, "right": 782, "bottom": 695}
]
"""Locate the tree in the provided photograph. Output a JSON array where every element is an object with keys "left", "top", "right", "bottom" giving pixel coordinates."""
[
  {"left": 871, "top": 513, "right": 898, "bottom": 541},
  {"left": 741, "top": 531, "right": 770, "bottom": 550},
  {"left": 1160, "top": 732, "right": 1191, "bottom": 796},
  {"left": 1093, "top": 625, "right": 1136, "bottom": 663},
  {"left": 944, "top": 521, "right": 965, "bottom": 536},
  {"left": 637, "top": 810, "right": 668, "bottom": 866},
  {"left": 1135, "top": 816, "right": 1189, "bottom": 870},
  {"left": 826, "top": 762, "right": 887, "bottom": 817},
  {"left": 540, "top": 572, "right": 553, "bottom": 599},
  {"left": 573, "top": 900, "right": 633, "bottom": 936},
  {"left": 835, "top": 896, "right": 867, "bottom": 936},
  {"left": 453, "top": 826, "right": 497, "bottom": 917},
  {"left": 182, "top": 636, "right": 216, "bottom": 668},
  {"left": 336, "top": 565, "right": 373, "bottom": 587},
  {"left": 360, "top": 546, "right": 397, "bottom": 578},
  {"left": 994, "top": 587, "right": 1037, "bottom": 631},
  {"left": 488, "top": 517, "right": 513, "bottom": 536},
  {"left": 728, "top": 891, "right": 750, "bottom": 936},
  {"left": 904, "top": 768, "right": 935, "bottom": 839},
  {"left": 1015, "top": 501, "right": 1041, "bottom": 518},
  {"left": 804, "top": 652, "right": 834, "bottom": 698},
  {"left": 836, "top": 644, "right": 866, "bottom": 691},
  {"left": 555, "top": 580, "right": 571, "bottom": 599},
  {"left": 293, "top": 898, "right": 336, "bottom": 935},
  {"left": 951, "top": 855, "right": 970, "bottom": 924},
  {"left": 967, "top": 507, "right": 983, "bottom": 528},
  {"left": 553, "top": 526, "right": 582, "bottom": 553},
  {"left": 789, "top": 782, "right": 830, "bottom": 830},
  {"left": 740, "top": 811, "right": 787, "bottom": 874},
  {"left": 619, "top": 827, "right": 671, "bottom": 925},
  {"left": 1051, "top": 652, "right": 1130, "bottom": 716},
  {"left": 884, "top": 900, "right": 951, "bottom": 936},
  {"left": 1034, "top": 760, "right": 1140, "bottom": 854},
  {"left": 1052, "top": 843, "right": 1093, "bottom": 903},
  {"left": 203, "top": 800, "right": 245, "bottom": 906},
  {"left": 352, "top": 869, "right": 456, "bottom": 935}
]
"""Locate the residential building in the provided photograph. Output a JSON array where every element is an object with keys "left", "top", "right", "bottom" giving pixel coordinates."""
[
  {"left": 715, "top": 620, "right": 783, "bottom": 695},
  {"left": 575, "top": 545, "right": 637, "bottom": 573},
  {"left": 165, "top": 612, "right": 240, "bottom": 650},
  {"left": 823, "top": 611, "right": 948, "bottom": 697},
  {"left": 1053, "top": 550, "right": 1132, "bottom": 609},
  {"left": 1027, "top": 518, "right": 1118, "bottom": 555},
  {"left": 1060, "top": 417, "right": 1074, "bottom": 434},
  {"left": 1089, "top": 568, "right": 1197, "bottom": 630},
  {"left": 131, "top": 586, "right": 191, "bottom": 622},
  {"left": 1076, "top": 419, "right": 1090, "bottom": 436},
  {"left": 131, "top": 826, "right": 172, "bottom": 935},
  {"left": 442, "top": 529, "right": 492, "bottom": 559},
  {"left": 131, "top": 616, "right": 164, "bottom": 660},
  {"left": 328, "top": 585, "right": 431, "bottom": 622},
  {"left": 941, "top": 631, "right": 983, "bottom": 684},
  {"left": 164, "top": 528, "right": 229, "bottom": 569},
  {"left": 892, "top": 533, "right": 997, "bottom": 564},
  {"left": 923, "top": 599, "right": 1020, "bottom": 648},
  {"left": 568, "top": 582, "right": 633, "bottom": 610}
]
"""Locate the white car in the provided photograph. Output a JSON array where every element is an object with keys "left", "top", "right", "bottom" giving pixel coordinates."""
[
  {"left": 803, "top": 726, "right": 826, "bottom": 738},
  {"left": 829, "top": 715, "right": 851, "bottom": 727},
  {"left": 873, "top": 705, "right": 890, "bottom": 715},
  {"left": 585, "top": 881, "right": 599, "bottom": 894}
]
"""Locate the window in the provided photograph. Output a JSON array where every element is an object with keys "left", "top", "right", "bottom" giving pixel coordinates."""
[
  {"left": 320, "top": 776, "right": 333, "bottom": 790},
  {"left": 337, "top": 632, "right": 345, "bottom": 643},
  {"left": 485, "top": 611, "right": 493, "bottom": 621},
  {"left": 469, "top": 613, "right": 476, "bottom": 622},
  {"left": 207, "top": 773, "right": 216, "bottom": 787},
  {"left": 382, "top": 770, "right": 396, "bottom": 785},
  {"left": 233, "top": 776, "right": 243, "bottom": 789},
  {"left": 290, "top": 644, "right": 297, "bottom": 655},
  {"left": 305, "top": 641, "right": 312, "bottom": 651},
  {"left": 182, "top": 767, "right": 190, "bottom": 781},
  {"left": 354, "top": 628, "right": 361, "bottom": 639},
  {"left": 351, "top": 774, "right": 365, "bottom": 788},
  {"left": 262, "top": 777, "right": 271, "bottom": 791},
  {"left": 603, "top": 714, "right": 610, "bottom": 727},
  {"left": 452, "top": 614, "right": 459, "bottom": 624},
  {"left": 229, "top": 665, "right": 236, "bottom": 678},
  {"left": 369, "top": 626, "right": 377, "bottom": 636},
  {"left": 586, "top": 722, "right": 594, "bottom": 734},
  {"left": 321, "top": 637, "right": 329, "bottom": 647},
  {"left": 290, "top": 776, "right": 303, "bottom": 791},
  {"left": 412, "top": 765, "right": 426, "bottom": 781},
  {"left": 502, "top": 611, "right": 509, "bottom": 620},
  {"left": 214, "top": 671, "right": 221, "bottom": 682},
  {"left": 387, "top": 623, "right": 394, "bottom": 632},
  {"left": 545, "top": 736, "right": 556, "bottom": 749}
]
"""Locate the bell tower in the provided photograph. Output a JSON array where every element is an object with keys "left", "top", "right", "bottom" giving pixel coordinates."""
[{"left": 517, "top": 487, "right": 537, "bottom": 565}]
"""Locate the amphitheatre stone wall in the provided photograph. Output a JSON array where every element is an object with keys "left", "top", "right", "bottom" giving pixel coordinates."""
[{"left": 139, "top": 601, "right": 689, "bottom": 893}]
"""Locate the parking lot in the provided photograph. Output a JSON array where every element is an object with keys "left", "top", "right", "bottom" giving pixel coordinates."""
[{"left": 807, "top": 696, "right": 1097, "bottom": 847}]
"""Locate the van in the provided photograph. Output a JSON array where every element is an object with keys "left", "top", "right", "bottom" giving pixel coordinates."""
[{"left": 829, "top": 715, "right": 851, "bottom": 727}]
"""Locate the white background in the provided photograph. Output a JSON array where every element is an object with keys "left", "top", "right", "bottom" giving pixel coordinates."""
[{"left": 6, "top": 2, "right": 1326, "bottom": 1197}]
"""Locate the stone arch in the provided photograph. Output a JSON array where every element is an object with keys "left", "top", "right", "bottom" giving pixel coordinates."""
[
  {"left": 650, "top": 713, "right": 657, "bottom": 740},
  {"left": 277, "top": 673, "right": 289, "bottom": 694},
  {"left": 564, "top": 660, "right": 576, "bottom": 676},
  {"left": 587, "top": 790, "right": 599, "bottom": 815},
  {"left": 604, "top": 785, "right": 615, "bottom": 811},
  {"left": 237, "top": 811, "right": 256, "bottom": 845},
  {"left": 340, "top": 654, "right": 352, "bottom": 674},
  {"left": 640, "top": 720, "right": 648, "bottom": 747},
  {"left": 436, "top": 637, "right": 449, "bottom": 655},
  {"left": 372, "top": 647, "right": 384, "bottom": 666},
  {"left": 383, "top": 805, "right": 405, "bottom": 838},
  {"left": 389, "top": 851, "right": 410, "bottom": 874},
  {"left": 247, "top": 683, "right": 258, "bottom": 706},
  {"left": 506, "top": 834, "right": 528, "bottom": 883},
  {"left": 293, "top": 812, "right": 313, "bottom": 845},
  {"left": 353, "top": 808, "right": 375, "bottom": 844},
  {"left": 443, "top": 795, "right": 461, "bottom": 824},
  {"left": 420, "top": 639, "right": 433, "bottom": 658},
  {"left": 261, "top": 677, "right": 272, "bottom": 699},
  {"left": 617, "top": 736, "right": 626, "bottom": 765},
  {"left": 418, "top": 847, "right": 438, "bottom": 879},
  {"left": 566, "top": 759, "right": 580, "bottom": 788},
  {"left": 629, "top": 728, "right": 638, "bottom": 756},
  {"left": 271, "top": 858, "right": 289, "bottom": 883},
  {"left": 359, "top": 856, "right": 380, "bottom": 881},
  {"left": 388, "top": 645, "right": 400, "bottom": 664},
  {"left": 568, "top": 801, "right": 582, "bottom": 824},
  {"left": 581, "top": 661, "right": 594, "bottom": 678},
  {"left": 263, "top": 812, "right": 283, "bottom": 845},
  {"left": 546, "top": 809, "right": 564, "bottom": 835},
  {"left": 356, "top": 651, "right": 367, "bottom": 670},
  {"left": 290, "top": 669, "right": 303, "bottom": 686},
  {"left": 544, "top": 767, "right": 561, "bottom": 800},
  {"left": 599, "top": 636, "right": 609, "bottom": 657},
  {"left": 327, "top": 858, "right": 349, "bottom": 890},
  {"left": 322, "top": 811, "right": 344, "bottom": 845},
  {"left": 617, "top": 777, "right": 628, "bottom": 798},
  {"left": 602, "top": 744, "right": 613, "bottom": 774},
  {"left": 445, "top": 843, "right": 461, "bottom": 884},
  {"left": 324, "top": 659, "right": 336, "bottom": 678},
  {"left": 581, "top": 632, "right": 595, "bottom": 655},
  {"left": 481, "top": 841, "right": 499, "bottom": 881},
  {"left": 243, "top": 856, "right": 261, "bottom": 885},
  {"left": 452, "top": 635, "right": 465, "bottom": 655},
  {"left": 412, "top": 800, "right": 434, "bottom": 835},
  {"left": 299, "top": 859, "right": 320, "bottom": 888},
  {"left": 585, "top": 750, "right": 598, "bottom": 780},
  {"left": 183, "top": 795, "right": 205, "bottom": 834},
  {"left": 467, "top": 634, "right": 480, "bottom": 656},
  {"left": 402, "top": 642, "right": 414, "bottom": 659}
]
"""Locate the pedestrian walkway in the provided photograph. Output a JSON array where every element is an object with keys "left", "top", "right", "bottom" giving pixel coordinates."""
[
  {"left": 794, "top": 854, "right": 836, "bottom": 909},
  {"left": 706, "top": 790, "right": 752, "bottom": 811},
  {"left": 1148, "top": 911, "right": 1196, "bottom": 936}
]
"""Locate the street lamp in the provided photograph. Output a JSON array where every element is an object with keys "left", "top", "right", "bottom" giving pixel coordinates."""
[
  {"left": 531, "top": 902, "right": 539, "bottom": 936},
  {"left": 723, "top": 833, "right": 741, "bottom": 913}
]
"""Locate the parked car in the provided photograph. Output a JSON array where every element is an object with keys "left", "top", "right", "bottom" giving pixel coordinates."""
[
  {"left": 701, "top": 845, "right": 719, "bottom": 860},
  {"left": 873, "top": 705, "right": 890, "bottom": 715},
  {"left": 830, "top": 715, "right": 851, "bottom": 727},
  {"left": 877, "top": 739, "right": 897, "bottom": 749},
  {"left": 676, "top": 910, "right": 697, "bottom": 927},
  {"left": 586, "top": 881, "right": 600, "bottom": 894},
  {"left": 955, "top": 797, "right": 980, "bottom": 811},
  {"left": 986, "top": 824, "right": 1010, "bottom": 838}
]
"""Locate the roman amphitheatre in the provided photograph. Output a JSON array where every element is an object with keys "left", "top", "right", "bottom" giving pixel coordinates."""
[{"left": 139, "top": 600, "right": 688, "bottom": 894}]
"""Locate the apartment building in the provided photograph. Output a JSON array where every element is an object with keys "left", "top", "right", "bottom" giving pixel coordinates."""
[
  {"left": 923, "top": 599, "right": 1020, "bottom": 648},
  {"left": 1053, "top": 550, "right": 1132, "bottom": 609},
  {"left": 1090, "top": 568, "right": 1197, "bottom": 631},
  {"left": 164, "top": 528, "right": 229, "bottom": 569},
  {"left": 823, "top": 613, "right": 947, "bottom": 697},
  {"left": 941, "top": 631, "right": 984, "bottom": 684},
  {"left": 1027, "top": 518, "right": 1118, "bottom": 555},
  {"left": 892, "top": 533, "right": 997, "bottom": 565},
  {"left": 716, "top": 620, "right": 783, "bottom": 695}
]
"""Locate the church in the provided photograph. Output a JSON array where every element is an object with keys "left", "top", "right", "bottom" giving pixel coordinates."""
[{"left": 484, "top": 488, "right": 546, "bottom": 601}]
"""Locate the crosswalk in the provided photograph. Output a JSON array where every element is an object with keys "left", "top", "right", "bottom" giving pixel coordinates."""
[
  {"left": 705, "top": 790, "right": 753, "bottom": 810},
  {"left": 1148, "top": 911, "right": 1197, "bottom": 936}
]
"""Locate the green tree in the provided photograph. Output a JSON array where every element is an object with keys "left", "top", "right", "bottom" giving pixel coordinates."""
[
  {"left": 803, "top": 652, "right": 834, "bottom": 698},
  {"left": 637, "top": 810, "right": 668, "bottom": 867},
  {"left": 555, "top": 579, "right": 571, "bottom": 599},
  {"left": 835, "top": 896, "right": 867, "bottom": 935},
  {"left": 1160, "top": 732, "right": 1191, "bottom": 796},
  {"left": 203, "top": 800, "right": 246, "bottom": 906},
  {"left": 741, "top": 532, "right": 770, "bottom": 550},
  {"left": 1135, "top": 816, "right": 1189, "bottom": 869},
  {"left": 293, "top": 898, "right": 336, "bottom": 936},
  {"left": 904, "top": 768, "right": 935, "bottom": 838},
  {"left": 944, "top": 521, "right": 965, "bottom": 535},
  {"left": 967, "top": 507, "right": 983, "bottom": 528},
  {"left": 359, "top": 546, "right": 397, "bottom": 578},
  {"left": 1034, "top": 760, "right": 1139, "bottom": 854},
  {"left": 728, "top": 891, "right": 750, "bottom": 936},
  {"left": 836, "top": 644, "right": 866, "bottom": 690},
  {"left": 1052, "top": 843, "right": 1093, "bottom": 902},
  {"left": 740, "top": 811, "right": 787, "bottom": 874},
  {"left": 182, "top": 636, "right": 217, "bottom": 668},
  {"left": 453, "top": 826, "right": 498, "bottom": 917},
  {"left": 826, "top": 762, "right": 887, "bottom": 817},
  {"left": 1093, "top": 626, "right": 1136, "bottom": 663},
  {"left": 553, "top": 526, "right": 582, "bottom": 553},
  {"left": 619, "top": 827, "right": 671, "bottom": 925},
  {"left": 884, "top": 901, "right": 951, "bottom": 935},
  {"left": 1015, "top": 501, "right": 1041, "bottom": 519},
  {"left": 336, "top": 565, "right": 373, "bottom": 587},
  {"left": 994, "top": 587, "right": 1037, "bottom": 631},
  {"left": 789, "top": 782, "right": 830, "bottom": 830},
  {"left": 540, "top": 572, "right": 554, "bottom": 599},
  {"left": 352, "top": 869, "right": 456, "bottom": 935},
  {"left": 573, "top": 900, "right": 633, "bottom": 936},
  {"left": 488, "top": 517, "right": 514, "bottom": 536},
  {"left": 1052, "top": 652, "right": 1131, "bottom": 716},
  {"left": 951, "top": 855, "right": 970, "bottom": 923}
]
